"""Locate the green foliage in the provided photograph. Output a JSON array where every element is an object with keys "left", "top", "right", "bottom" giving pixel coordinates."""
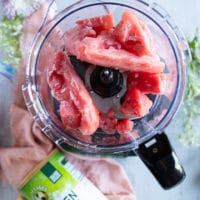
[
  {"left": 0, "top": 15, "right": 23, "bottom": 68},
  {"left": 179, "top": 30, "right": 200, "bottom": 146}
]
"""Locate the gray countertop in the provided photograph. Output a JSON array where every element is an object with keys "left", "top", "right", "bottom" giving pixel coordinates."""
[{"left": 1, "top": 0, "right": 200, "bottom": 199}]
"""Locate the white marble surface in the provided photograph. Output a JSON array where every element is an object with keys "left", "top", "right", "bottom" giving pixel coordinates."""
[{"left": 1, "top": 0, "right": 200, "bottom": 199}]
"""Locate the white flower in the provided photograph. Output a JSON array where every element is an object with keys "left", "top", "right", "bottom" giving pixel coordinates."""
[{"left": 3, "top": 0, "right": 46, "bottom": 18}]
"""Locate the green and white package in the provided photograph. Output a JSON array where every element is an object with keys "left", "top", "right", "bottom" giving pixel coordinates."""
[{"left": 19, "top": 149, "right": 108, "bottom": 200}]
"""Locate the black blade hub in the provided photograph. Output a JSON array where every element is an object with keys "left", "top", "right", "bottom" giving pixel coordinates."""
[{"left": 90, "top": 67, "right": 123, "bottom": 98}]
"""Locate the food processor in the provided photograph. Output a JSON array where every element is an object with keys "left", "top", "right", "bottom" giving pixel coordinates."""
[{"left": 22, "top": 0, "right": 191, "bottom": 189}]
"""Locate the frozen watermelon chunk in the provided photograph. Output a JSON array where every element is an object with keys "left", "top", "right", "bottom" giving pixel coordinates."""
[
  {"left": 99, "top": 109, "right": 134, "bottom": 134},
  {"left": 99, "top": 108, "right": 117, "bottom": 134},
  {"left": 47, "top": 51, "right": 69, "bottom": 101},
  {"left": 116, "top": 119, "right": 134, "bottom": 134},
  {"left": 76, "top": 13, "right": 114, "bottom": 33},
  {"left": 120, "top": 87, "right": 153, "bottom": 117},
  {"left": 47, "top": 51, "right": 99, "bottom": 135},
  {"left": 113, "top": 10, "right": 154, "bottom": 56},
  {"left": 64, "top": 27, "right": 165, "bottom": 73},
  {"left": 60, "top": 100, "right": 81, "bottom": 129},
  {"left": 127, "top": 71, "right": 166, "bottom": 94}
]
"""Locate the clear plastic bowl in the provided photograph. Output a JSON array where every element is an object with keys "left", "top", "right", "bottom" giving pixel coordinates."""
[{"left": 22, "top": 0, "right": 190, "bottom": 155}]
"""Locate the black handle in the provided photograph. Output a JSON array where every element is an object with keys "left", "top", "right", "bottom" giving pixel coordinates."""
[{"left": 134, "top": 132, "right": 185, "bottom": 189}]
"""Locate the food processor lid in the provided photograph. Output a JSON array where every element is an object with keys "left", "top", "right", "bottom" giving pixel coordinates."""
[{"left": 22, "top": 0, "right": 190, "bottom": 154}]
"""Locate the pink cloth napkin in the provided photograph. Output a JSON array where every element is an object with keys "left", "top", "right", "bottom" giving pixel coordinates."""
[{"left": 0, "top": 2, "right": 136, "bottom": 200}]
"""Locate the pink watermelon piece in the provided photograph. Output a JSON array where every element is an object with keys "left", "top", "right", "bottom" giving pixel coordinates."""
[
  {"left": 127, "top": 71, "right": 166, "bottom": 94},
  {"left": 120, "top": 87, "right": 153, "bottom": 117},
  {"left": 64, "top": 27, "right": 164, "bottom": 73},
  {"left": 99, "top": 109, "right": 118, "bottom": 134},
  {"left": 47, "top": 51, "right": 99, "bottom": 135},
  {"left": 100, "top": 109, "right": 134, "bottom": 135},
  {"left": 113, "top": 10, "right": 154, "bottom": 56},
  {"left": 76, "top": 13, "right": 114, "bottom": 34},
  {"left": 60, "top": 100, "right": 81, "bottom": 129},
  {"left": 116, "top": 119, "right": 134, "bottom": 134}
]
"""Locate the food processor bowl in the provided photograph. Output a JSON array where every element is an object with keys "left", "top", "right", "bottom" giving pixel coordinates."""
[{"left": 22, "top": 0, "right": 190, "bottom": 189}]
